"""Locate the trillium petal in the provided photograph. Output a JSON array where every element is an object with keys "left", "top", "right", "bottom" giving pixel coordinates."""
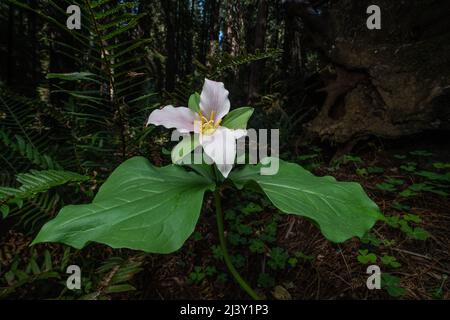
[
  {"left": 200, "top": 127, "right": 245, "bottom": 178},
  {"left": 233, "top": 129, "right": 247, "bottom": 140},
  {"left": 200, "top": 79, "right": 231, "bottom": 121},
  {"left": 147, "top": 105, "right": 198, "bottom": 133}
]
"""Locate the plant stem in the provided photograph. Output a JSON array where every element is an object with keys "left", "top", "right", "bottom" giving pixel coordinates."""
[{"left": 214, "top": 189, "right": 262, "bottom": 300}]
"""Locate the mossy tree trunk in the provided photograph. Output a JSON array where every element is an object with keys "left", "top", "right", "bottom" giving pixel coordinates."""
[{"left": 287, "top": 0, "right": 450, "bottom": 144}]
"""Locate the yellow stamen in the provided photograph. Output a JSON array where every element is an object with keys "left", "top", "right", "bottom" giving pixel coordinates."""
[{"left": 197, "top": 110, "right": 220, "bottom": 135}]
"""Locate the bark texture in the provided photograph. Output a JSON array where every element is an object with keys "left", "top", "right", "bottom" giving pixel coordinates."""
[{"left": 289, "top": 0, "right": 450, "bottom": 143}]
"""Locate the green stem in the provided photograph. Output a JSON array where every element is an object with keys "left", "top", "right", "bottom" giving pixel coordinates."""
[{"left": 214, "top": 189, "right": 262, "bottom": 300}]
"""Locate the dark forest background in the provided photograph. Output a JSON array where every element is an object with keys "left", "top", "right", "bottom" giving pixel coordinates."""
[{"left": 0, "top": 0, "right": 449, "bottom": 300}]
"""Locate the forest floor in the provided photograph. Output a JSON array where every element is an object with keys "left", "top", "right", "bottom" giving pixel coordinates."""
[
  {"left": 1, "top": 133, "right": 449, "bottom": 300},
  {"left": 136, "top": 132, "right": 450, "bottom": 300}
]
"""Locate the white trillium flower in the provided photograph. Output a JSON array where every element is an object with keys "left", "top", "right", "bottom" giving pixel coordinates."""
[{"left": 147, "top": 79, "right": 247, "bottom": 178}]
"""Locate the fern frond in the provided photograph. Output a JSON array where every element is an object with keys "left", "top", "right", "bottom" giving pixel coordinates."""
[
  {"left": 0, "top": 131, "right": 63, "bottom": 171},
  {"left": 7, "top": 0, "right": 158, "bottom": 162},
  {"left": 81, "top": 254, "right": 145, "bottom": 300},
  {"left": 0, "top": 169, "right": 90, "bottom": 217},
  {"left": 208, "top": 48, "right": 283, "bottom": 77}
]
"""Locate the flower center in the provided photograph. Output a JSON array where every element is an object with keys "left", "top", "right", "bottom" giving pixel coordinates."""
[{"left": 198, "top": 111, "right": 221, "bottom": 135}]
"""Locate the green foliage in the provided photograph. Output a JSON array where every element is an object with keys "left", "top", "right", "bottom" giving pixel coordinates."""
[
  {"left": 432, "top": 275, "right": 448, "bottom": 299},
  {"left": 380, "top": 255, "right": 401, "bottom": 268},
  {"left": 357, "top": 250, "right": 377, "bottom": 264},
  {"left": 330, "top": 155, "right": 363, "bottom": 170},
  {"left": 433, "top": 162, "right": 450, "bottom": 169},
  {"left": 267, "top": 247, "right": 289, "bottom": 270},
  {"left": 9, "top": 0, "right": 159, "bottom": 166},
  {"left": 367, "top": 167, "right": 385, "bottom": 174},
  {"left": 204, "top": 49, "right": 283, "bottom": 78},
  {"left": 0, "top": 170, "right": 90, "bottom": 218},
  {"left": 188, "top": 93, "right": 201, "bottom": 113},
  {"left": 230, "top": 158, "right": 383, "bottom": 243},
  {"left": 376, "top": 183, "right": 397, "bottom": 192},
  {"left": 361, "top": 233, "right": 382, "bottom": 247},
  {"left": 0, "top": 131, "right": 62, "bottom": 171},
  {"left": 383, "top": 214, "right": 430, "bottom": 240},
  {"left": 211, "top": 245, "right": 224, "bottom": 261},
  {"left": 381, "top": 273, "right": 406, "bottom": 297},
  {"left": 257, "top": 273, "right": 275, "bottom": 289},
  {"left": 171, "top": 134, "right": 200, "bottom": 165},
  {"left": 79, "top": 255, "right": 144, "bottom": 300},
  {"left": 296, "top": 147, "right": 324, "bottom": 171},
  {"left": 409, "top": 150, "right": 433, "bottom": 157},
  {"left": 187, "top": 267, "right": 206, "bottom": 285},
  {"left": 0, "top": 87, "right": 71, "bottom": 175},
  {"left": 33, "top": 157, "right": 214, "bottom": 253},
  {"left": 0, "top": 248, "right": 61, "bottom": 298},
  {"left": 221, "top": 107, "right": 254, "bottom": 129},
  {"left": 400, "top": 162, "right": 417, "bottom": 173}
]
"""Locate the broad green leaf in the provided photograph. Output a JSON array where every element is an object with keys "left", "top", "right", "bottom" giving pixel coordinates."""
[
  {"left": 32, "top": 157, "right": 214, "bottom": 253},
  {"left": 171, "top": 134, "right": 200, "bottom": 164},
  {"left": 185, "top": 164, "right": 215, "bottom": 183},
  {"left": 230, "top": 158, "right": 382, "bottom": 243},
  {"left": 188, "top": 92, "right": 201, "bottom": 113},
  {"left": 221, "top": 107, "right": 254, "bottom": 129}
]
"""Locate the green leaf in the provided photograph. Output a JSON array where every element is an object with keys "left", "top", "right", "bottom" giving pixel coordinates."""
[
  {"left": 46, "top": 72, "right": 100, "bottom": 83},
  {"left": 367, "top": 167, "right": 385, "bottom": 174},
  {"left": 221, "top": 107, "right": 254, "bottom": 129},
  {"left": 376, "top": 183, "right": 396, "bottom": 192},
  {"left": 230, "top": 158, "right": 382, "bottom": 243},
  {"left": 416, "top": 171, "right": 450, "bottom": 182},
  {"left": 386, "top": 285, "right": 406, "bottom": 297},
  {"left": 402, "top": 213, "right": 421, "bottom": 223},
  {"left": 381, "top": 255, "right": 401, "bottom": 268},
  {"left": 185, "top": 164, "right": 215, "bottom": 183},
  {"left": 410, "top": 227, "right": 430, "bottom": 240},
  {"left": 188, "top": 92, "right": 201, "bottom": 113},
  {"left": 258, "top": 273, "right": 275, "bottom": 288},
  {"left": 268, "top": 247, "right": 289, "bottom": 270},
  {"left": 0, "top": 170, "right": 89, "bottom": 215},
  {"left": 361, "top": 232, "right": 381, "bottom": 247},
  {"left": 357, "top": 252, "right": 377, "bottom": 264},
  {"left": 104, "top": 284, "right": 136, "bottom": 294},
  {"left": 409, "top": 150, "right": 433, "bottom": 157},
  {"left": 433, "top": 162, "right": 450, "bottom": 169},
  {"left": 32, "top": 157, "right": 215, "bottom": 253},
  {"left": 382, "top": 273, "right": 405, "bottom": 297},
  {"left": 399, "top": 189, "right": 417, "bottom": 197},
  {"left": 171, "top": 134, "right": 200, "bottom": 164},
  {"left": 0, "top": 204, "right": 10, "bottom": 218}
]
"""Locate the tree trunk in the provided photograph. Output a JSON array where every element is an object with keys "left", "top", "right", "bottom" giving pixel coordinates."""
[
  {"left": 248, "top": 0, "right": 269, "bottom": 99},
  {"left": 6, "top": 4, "right": 14, "bottom": 85},
  {"left": 286, "top": 0, "right": 450, "bottom": 143},
  {"left": 161, "top": 0, "right": 177, "bottom": 92}
]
